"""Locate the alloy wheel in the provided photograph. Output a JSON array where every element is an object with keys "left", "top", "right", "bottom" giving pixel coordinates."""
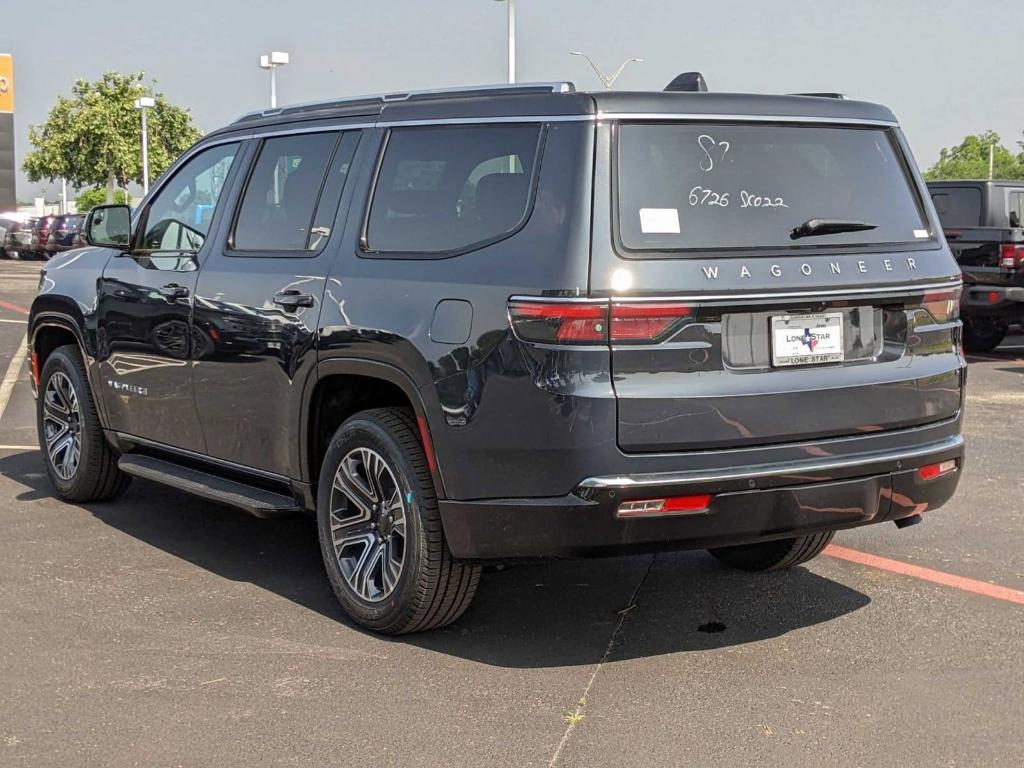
[
  {"left": 328, "top": 447, "right": 407, "bottom": 602},
  {"left": 42, "top": 371, "right": 82, "bottom": 481}
]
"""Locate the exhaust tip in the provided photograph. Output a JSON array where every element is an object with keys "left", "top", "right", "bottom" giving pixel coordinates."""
[{"left": 894, "top": 514, "right": 924, "bottom": 529}]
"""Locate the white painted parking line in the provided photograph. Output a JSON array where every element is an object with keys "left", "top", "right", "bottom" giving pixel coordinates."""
[
  {"left": 0, "top": 445, "right": 37, "bottom": 451},
  {"left": 0, "top": 318, "right": 28, "bottom": 325},
  {"left": 0, "top": 339, "right": 28, "bottom": 424}
]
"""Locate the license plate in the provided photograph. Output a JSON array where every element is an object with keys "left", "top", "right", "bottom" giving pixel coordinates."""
[{"left": 771, "top": 313, "right": 844, "bottom": 367}]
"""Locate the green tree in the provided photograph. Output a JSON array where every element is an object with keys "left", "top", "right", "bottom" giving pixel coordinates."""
[
  {"left": 76, "top": 186, "right": 129, "bottom": 212},
  {"left": 924, "top": 131, "right": 1024, "bottom": 180},
  {"left": 23, "top": 71, "right": 202, "bottom": 203}
]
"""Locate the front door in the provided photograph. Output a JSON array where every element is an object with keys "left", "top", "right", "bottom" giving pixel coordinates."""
[
  {"left": 97, "top": 141, "right": 242, "bottom": 452},
  {"left": 192, "top": 130, "right": 363, "bottom": 476}
]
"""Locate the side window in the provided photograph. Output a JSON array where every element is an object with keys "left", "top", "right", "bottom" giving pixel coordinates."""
[
  {"left": 365, "top": 124, "right": 542, "bottom": 254},
  {"left": 140, "top": 143, "right": 239, "bottom": 251},
  {"left": 232, "top": 132, "right": 342, "bottom": 252},
  {"left": 1008, "top": 190, "right": 1024, "bottom": 228}
]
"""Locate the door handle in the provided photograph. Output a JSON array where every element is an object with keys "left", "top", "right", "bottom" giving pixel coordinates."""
[
  {"left": 158, "top": 284, "right": 190, "bottom": 300},
  {"left": 273, "top": 290, "right": 315, "bottom": 310}
]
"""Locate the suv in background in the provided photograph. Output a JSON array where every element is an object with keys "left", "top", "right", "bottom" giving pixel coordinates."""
[
  {"left": 0, "top": 216, "right": 35, "bottom": 259},
  {"left": 28, "top": 214, "right": 59, "bottom": 260},
  {"left": 45, "top": 213, "right": 86, "bottom": 256},
  {"left": 29, "top": 79, "right": 966, "bottom": 634},
  {"left": 927, "top": 180, "right": 1024, "bottom": 351}
]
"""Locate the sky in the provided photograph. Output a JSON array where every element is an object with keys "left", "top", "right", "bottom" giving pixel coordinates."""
[{"left": 3, "top": 0, "right": 1022, "bottom": 200}]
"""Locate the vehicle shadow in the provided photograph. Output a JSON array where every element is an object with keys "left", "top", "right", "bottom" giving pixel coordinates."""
[{"left": 0, "top": 450, "right": 870, "bottom": 669}]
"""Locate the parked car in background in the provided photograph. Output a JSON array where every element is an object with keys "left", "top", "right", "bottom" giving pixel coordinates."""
[
  {"left": 28, "top": 214, "right": 60, "bottom": 259},
  {"left": 927, "top": 179, "right": 1024, "bottom": 351},
  {"left": 45, "top": 213, "right": 87, "bottom": 256},
  {"left": 0, "top": 216, "right": 36, "bottom": 259}
]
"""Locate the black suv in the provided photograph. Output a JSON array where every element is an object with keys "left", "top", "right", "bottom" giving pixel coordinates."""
[{"left": 29, "top": 80, "right": 966, "bottom": 634}]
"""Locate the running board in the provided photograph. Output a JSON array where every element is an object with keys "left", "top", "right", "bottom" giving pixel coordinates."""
[{"left": 117, "top": 454, "right": 302, "bottom": 518}]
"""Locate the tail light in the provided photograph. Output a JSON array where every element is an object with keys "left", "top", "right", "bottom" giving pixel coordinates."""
[
  {"left": 999, "top": 244, "right": 1024, "bottom": 269},
  {"left": 921, "top": 287, "right": 961, "bottom": 324},
  {"left": 508, "top": 299, "right": 693, "bottom": 346},
  {"left": 507, "top": 300, "right": 608, "bottom": 344},
  {"left": 610, "top": 303, "right": 692, "bottom": 343}
]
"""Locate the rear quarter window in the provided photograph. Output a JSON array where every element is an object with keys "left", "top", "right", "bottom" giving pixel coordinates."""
[
  {"left": 930, "top": 187, "right": 982, "bottom": 228},
  {"left": 616, "top": 122, "right": 929, "bottom": 253},
  {"left": 364, "top": 124, "right": 542, "bottom": 256}
]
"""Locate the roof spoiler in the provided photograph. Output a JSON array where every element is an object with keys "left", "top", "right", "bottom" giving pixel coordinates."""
[{"left": 664, "top": 72, "right": 708, "bottom": 93}]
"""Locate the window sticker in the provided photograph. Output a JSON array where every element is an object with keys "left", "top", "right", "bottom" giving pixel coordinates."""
[
  {"left": 639, "top": 208, "right": 680, "bottom": 234},
  {"left": 913, "top": 229, "right": 929, "bottom": 239}
]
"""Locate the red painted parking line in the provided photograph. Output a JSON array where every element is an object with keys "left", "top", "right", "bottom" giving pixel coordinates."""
[
  {"left": 825, "top": 544, "right": 1024, "bottom": 606},
  {"left": 0, "top": 300, "right": 30, "bottom": 316}
]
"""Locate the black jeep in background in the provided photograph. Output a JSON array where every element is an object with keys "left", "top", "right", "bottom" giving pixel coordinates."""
[{"left": 927, "top": 180, "right": 1024, "bottom": 351}]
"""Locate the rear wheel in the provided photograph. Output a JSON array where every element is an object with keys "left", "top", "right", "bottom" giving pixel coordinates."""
[
  {"left": 708, "top": 531, "right": 834, "bottom": 572},
  {"left": 962, "top": 318, "right": 1006, "bottom": 353},
  {"left": 36, "top": 345, "right": 131, "bottom": 502},
  {"left": 317, "top": 407, "right": 480, "bottom": 634}
]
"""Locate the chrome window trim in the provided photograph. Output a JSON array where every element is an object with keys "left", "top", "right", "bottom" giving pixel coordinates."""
[{"left": 596, "top": 112, "right": 899, "bottom": 127}]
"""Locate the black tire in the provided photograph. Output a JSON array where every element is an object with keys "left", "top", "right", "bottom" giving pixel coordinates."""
[
  {"left": 36, "top": 345, "right": 131, "bottom": 502},
  {"left": 708, "top": 531, "right": 835, "bottom": 572},
  {"left": 316, "top": 407, "right": 480, "bottom": 634},
  {"left": 962, "top": 318, "right": 1006, "bottom": 353}
]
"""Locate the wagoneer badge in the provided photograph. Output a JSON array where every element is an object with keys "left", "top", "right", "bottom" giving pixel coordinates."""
[{"left": 700, "top": 256, "right": 919, "bottom": 281}]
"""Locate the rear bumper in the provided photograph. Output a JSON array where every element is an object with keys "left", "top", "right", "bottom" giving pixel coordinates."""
[
  {"left": 962, "top": 283, "right": 1024, "bottom": 316},
  {"left": 438, "top": 434, "right": 964, "bottom": 559}
]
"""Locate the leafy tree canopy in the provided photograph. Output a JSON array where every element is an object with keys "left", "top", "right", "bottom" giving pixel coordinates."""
[
  {"left": 23, "top": 72, "right": 202, "bottom": 202},
  {"left": 925, "top": 130, "right": 1024, "bottom": 180},
  {"left": 76, "top": 186, "right": 129, "bottom": 212}
]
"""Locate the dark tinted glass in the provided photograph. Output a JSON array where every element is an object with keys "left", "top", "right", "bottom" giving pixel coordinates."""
[
  {"left": 366, "top": 124, "right": 542, "bottom": 254},
  {"left": 930, "top": 187, "right": 982, "bottom": 228},
  {"left": 1007, "top": 190, "right": 1024, "bottom": 228},
  {"left": 233, "top": 132, "right": 339, "bottom": 251},
  {"left": 617, "top": 123, "right": 928, "bottom": 252},
  {"left": 306, "top": 132, "right": 360, "bottom": 250},
  {"left": 141, "top": 142, "right": 238, "bottom": 251}
]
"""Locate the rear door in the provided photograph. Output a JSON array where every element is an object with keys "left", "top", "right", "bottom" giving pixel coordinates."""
[
  {"left": 593, "top": 120, "right": 962, "bottom": 453},
  {"left": 192, "top": 129, "right": 363, "bottom": 477}
]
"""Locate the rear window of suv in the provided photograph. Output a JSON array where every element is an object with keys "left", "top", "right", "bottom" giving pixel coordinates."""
[
  {"left": 616, "top": 122, "right": 929, "bottom": 253},
  {"left": 930, "top": 187, "right": 983, "bottom": 228}
]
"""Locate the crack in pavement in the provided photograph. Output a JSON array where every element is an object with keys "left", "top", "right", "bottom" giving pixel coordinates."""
[{"left": 547, "top": 553, "right": 658, "bottom": 767}]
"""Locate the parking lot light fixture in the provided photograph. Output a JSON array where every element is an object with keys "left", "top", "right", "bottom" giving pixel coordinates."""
[
  {"left": 133, "top": 96, "right": 156, "bottom": 195},
  {"left": 259, "top": 51, "right": 290, "bottom": 108},
  {"left": 570, "top": 51, "right": 643, "bottom": 90},
  {"left": 493, "top": 0, "right": 515, "bottom": 83}
]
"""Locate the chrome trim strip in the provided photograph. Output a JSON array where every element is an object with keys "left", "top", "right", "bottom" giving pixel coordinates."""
[
  {"left": 510, "top": 280, "right": 961, "bottom": 305},
  {"left": 597, "top": 112, "right": 899, "bottom": 127},
  {"left": 114, "top": 432, "right": 290, "bottom": 483},
  {"left": 376, "top": 115, "right": 590, "bottom": 128},
  {"left": 578, "top": 434, "right": 964, "bottom": 489}
]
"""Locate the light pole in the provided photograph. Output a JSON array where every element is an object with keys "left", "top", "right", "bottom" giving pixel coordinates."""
[
  {"left": 259, "top": 51, "right": 290, "bottom": 108},
  {"left": 493, "top": 0, "right": 515, "bottom": 83},
  {"left": 133, "top": 96, "right": 156, "bottom": 196},
  {"left": 570, "top": 52, "right": 643, "bottom": 90}
]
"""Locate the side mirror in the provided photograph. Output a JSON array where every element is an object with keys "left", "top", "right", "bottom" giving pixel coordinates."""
[{"left": 85, "top": 204, "right": 132, "bottom": 249}]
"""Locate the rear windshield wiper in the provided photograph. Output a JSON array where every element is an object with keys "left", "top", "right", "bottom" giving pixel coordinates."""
[{"left": 790, "top": 218, "right": 877, "bottom": 240}]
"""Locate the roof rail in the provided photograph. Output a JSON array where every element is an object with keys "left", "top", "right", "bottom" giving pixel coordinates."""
[{"left": 233, "top": 82, "right": 577, "bottom": 124}]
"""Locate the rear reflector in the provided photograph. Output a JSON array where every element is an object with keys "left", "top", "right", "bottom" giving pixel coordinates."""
[
  {"left": 918, "top": 459, "right": 958, "bottom": 481},
  {"left": 617, "top": 494, "right": 712, "bottom": 518}
]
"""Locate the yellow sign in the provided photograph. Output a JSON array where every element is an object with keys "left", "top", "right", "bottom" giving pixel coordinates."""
[{"left": 0, "top": 54, "right": 13, "bottom": 113}]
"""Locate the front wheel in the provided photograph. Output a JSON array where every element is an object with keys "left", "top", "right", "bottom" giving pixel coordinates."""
[
  {"left": 316, "top": 408, "right": 480, "bottom": 634},
  {"left": 708, "top": 531, "right": 834, "bottom": 572},
  {"left": 36, "top": 345, "right": 131, "bottom": 502}
]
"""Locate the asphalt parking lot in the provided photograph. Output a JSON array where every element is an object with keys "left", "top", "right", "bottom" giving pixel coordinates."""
[{"left": 0, "top": 259, "right": 1020, "bottom": 767}]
